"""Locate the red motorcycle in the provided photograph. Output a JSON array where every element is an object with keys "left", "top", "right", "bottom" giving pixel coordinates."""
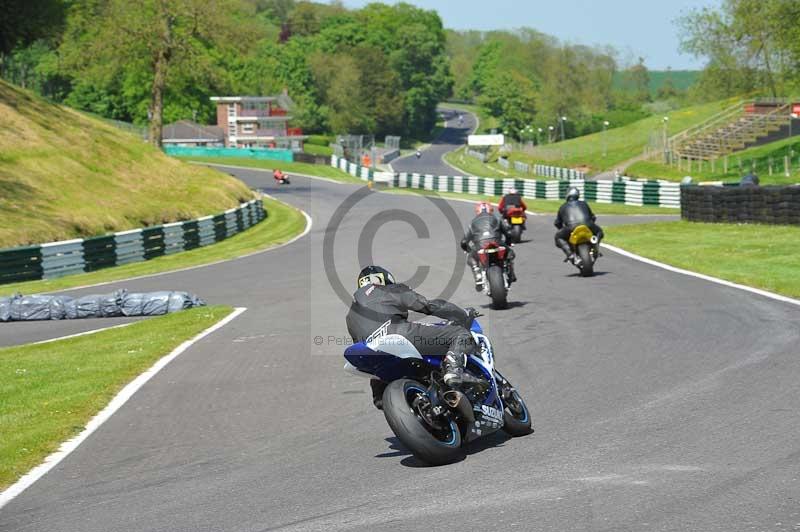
[
  {"left": 476, "top": 241, "right": 511, "bottom": 309},
  {"left": 273, "top": 169, "right": 291, "bottom": 185},
  {"left": 503, "top": 206, "right": 526, "bottom": 244}
]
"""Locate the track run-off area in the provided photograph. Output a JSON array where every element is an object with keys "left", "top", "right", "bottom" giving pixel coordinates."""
[{"left": 1, "top": 164, "right": 799, "bottom": 531}]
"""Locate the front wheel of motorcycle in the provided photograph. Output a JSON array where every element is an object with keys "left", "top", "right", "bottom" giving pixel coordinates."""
[
  {"left": 501, "top": 387, "right": 533, "bottom": 436},
  {"left": 383, "top": 379, "right": 465, "bottom": 466},
  {"left": 577, "top": 244, "right": 594, "bottom": 277}
]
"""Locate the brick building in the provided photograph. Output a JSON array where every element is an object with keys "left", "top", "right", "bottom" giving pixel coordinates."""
[{"left": 210, "top": 94, "right": 305, "bottom": 151}]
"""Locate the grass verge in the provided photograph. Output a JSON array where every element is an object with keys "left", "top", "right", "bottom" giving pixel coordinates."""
[
  {"left": 303, "top": 144, "right": 334, "bottom": 157},
  {"left": 0, "top": 196, "right": 305, "bottom": 296},
  {"left": 625, "top": 136, "right": 800, "bottom": 185},
  {"left": 0, "top": 80, "right": 253, "bottom": 248},
  {"left": 606, "top": 221, "right": 800, "bottom": 298},
  {"left": 443, "top": 146, "right": 514, "bottom": 178},
  {"left": 0, "top": 305, "right": 233, "bottom": 490}
]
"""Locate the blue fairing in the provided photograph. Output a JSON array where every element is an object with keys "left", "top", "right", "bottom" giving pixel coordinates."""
[
  {"left": 344, "top": 343, "right": 438, "bottom": 382},
  {"left": 471, "top": 319, "right": 483, "bottom": 334}
]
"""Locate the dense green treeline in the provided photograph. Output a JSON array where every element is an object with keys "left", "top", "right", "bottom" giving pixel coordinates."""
[
  {"left": 445, "top": 29, "right": 670, "bottom": 140},
  {"left": 679, "top": 0, "right": 800, "bottom": 100},
  {"left": 4, "top": 0, "right": 674, "bottom": 145},
  {"left": 0, "top": 0, "right": 451, "bottom": 144}
]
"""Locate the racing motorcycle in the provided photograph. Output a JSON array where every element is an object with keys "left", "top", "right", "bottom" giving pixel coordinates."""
[
  {"left": 475, "top": 241, "right": 512, "bottom": 309},
  {"left": 343, "top": 313, "right": 533, "bottom": 466},
  {"left": 503, "top": 206, "right": 527, "bottom": 244},
  {"left": 273, "top": 170, "right": 291, "bottom": 185},
  {"left": 568, "top": 225, "right": 599, "bottom": 277}
]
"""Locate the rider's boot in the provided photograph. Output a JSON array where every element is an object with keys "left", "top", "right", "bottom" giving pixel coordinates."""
[
  {"left": 370, "top": 379, "right": 388, "bottom": 410},
  {"left": 442, "top": 351, "right": 485, "bottom": 389},
  {"left": 472, "top": 266, "right": 484, "bottom": 292},
  {"left": 558, "top": 241, "right": 574, "bottom": 263},
  {"left": 507, "top": 262, "right": 517, "bottom": 283}
]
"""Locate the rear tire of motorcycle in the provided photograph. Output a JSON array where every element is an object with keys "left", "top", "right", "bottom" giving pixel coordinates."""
[
  {"left": 578, "top": 244, "right": 594, "bottom": 277},
  {"left": 510, "top": 225, "right": 522, "bottom": 244},
  {"left": 487, "top": 265, "right": 507, "bottom": 309},
  {"left": 383, "top": 379, "right": 465, "bottom": 466}
]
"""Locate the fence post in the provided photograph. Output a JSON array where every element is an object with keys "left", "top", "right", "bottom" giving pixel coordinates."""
[{"left": 785, "top": 156, "right": 790, "bottom": 177}]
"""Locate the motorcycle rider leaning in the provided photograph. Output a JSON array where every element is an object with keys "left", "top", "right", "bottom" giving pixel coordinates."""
[
  {"left": 460, "top": 202, "right": 517, "bottom": 291},
  {"left": 346, "top": 266, "right": 483, "bottom": 410},
  {"left": 554, "top": 187, "right": 604, "bottom": 265}
]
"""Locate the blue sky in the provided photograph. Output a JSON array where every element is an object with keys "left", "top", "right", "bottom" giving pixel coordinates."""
[{"left": 342, "top": 0, "right": 722, "bottom": 70}]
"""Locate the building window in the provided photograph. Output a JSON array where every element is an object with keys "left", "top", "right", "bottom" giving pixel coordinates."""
[
  {"left": 241, "top": 123, "right": 255, "bottom": 134},
  {"left": 228, "top": 103, "right": 236, "bottom": 117}
]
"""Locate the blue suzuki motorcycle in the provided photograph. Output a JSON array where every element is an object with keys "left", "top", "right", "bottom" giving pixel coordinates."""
[{"left": 343, "top": 315, "right": 533, "bottom": 465}]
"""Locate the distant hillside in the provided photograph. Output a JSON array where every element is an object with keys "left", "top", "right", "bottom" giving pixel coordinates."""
[
  {"left": 0, "top": 80, "right": 253, "bottom": 248},
  {"left": 613, "top": 70, "right": 700, "bottom": 96}
]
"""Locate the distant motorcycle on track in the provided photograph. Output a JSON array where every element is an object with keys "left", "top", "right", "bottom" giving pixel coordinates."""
[
  {"left": 273, "top": 169, "right": 291, "bottom": 185},
  {"left": 503, "top": 206, "right": 527, "bottom": 244}
]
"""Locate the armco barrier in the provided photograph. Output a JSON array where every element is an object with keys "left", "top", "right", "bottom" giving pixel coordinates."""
[
  {"left": 534, "top": 164, "right": 587, "bottom": 181},
  {"left": 0, "top": 199, "right": 265, "bottom": 285},
  {"left": 331, "top": 155, "right": 680, "bottom": 208},
  {"left": 681, "top": 184, "right": 800, "bottom": 225}
]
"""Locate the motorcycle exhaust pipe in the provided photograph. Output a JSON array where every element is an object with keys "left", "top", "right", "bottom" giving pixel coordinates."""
[
  {"left": 442, "top": 390, "right": 475, "bottom": 424},
  {"left": 590, "top": 235, "right": 599, "bottom": 245}
]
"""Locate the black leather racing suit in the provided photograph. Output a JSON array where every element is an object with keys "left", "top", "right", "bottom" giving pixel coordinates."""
[
  {"left": 459, "top": 213, "right": 516, "bottom": 277},
  {"left": 346, "top": 283, "right": 477, "bottom": 394},
  {"left": 553, "top": 200, "right": 604, "bottom": 257}
]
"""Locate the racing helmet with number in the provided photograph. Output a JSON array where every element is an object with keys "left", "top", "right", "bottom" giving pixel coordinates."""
[{"left": 357, "top": 265, "right": 396, "bottom": 289}]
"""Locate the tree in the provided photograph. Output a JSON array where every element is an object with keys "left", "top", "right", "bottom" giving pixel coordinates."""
[
  {"left": 679, "top": 0, "right": 800, "bottom": 98},
  {"left": 0, "top": 0, "right": 66, "bottom": 55},
  {"left": 624, "top": 57, "right": 651, "bottom": 103},
  {"left": 61, "top": 0, "right": 260, "bottom": 146},
  {"left": 478, "top": 70, "right": 536, "bottom": 138},
  {"left": 657, "top": 67, "right": 680, "bottom": 99}
]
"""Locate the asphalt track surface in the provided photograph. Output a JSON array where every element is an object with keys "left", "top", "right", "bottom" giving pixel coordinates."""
[
  {"left": 3, "top": 147, "right": 800, "bottom": 531},
  {"left": 391, "top": 108, "right": 475, "bottom": 176}
]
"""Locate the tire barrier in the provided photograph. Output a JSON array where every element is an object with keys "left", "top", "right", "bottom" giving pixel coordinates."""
[
  {"left": 681, "top": 184, "right": 800, "bottom": 225},
  {"left": 331, "top": 155, "right": 680, "bottom": 209},
  {"left": 0, "top": 199, "right": 265, "bottom": 285},
  {"left": 0, "top": 290, "right": 205, "bottom": 322}
]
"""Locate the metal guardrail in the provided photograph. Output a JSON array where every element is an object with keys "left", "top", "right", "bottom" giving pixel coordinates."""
[{"left": 0, "top": 199, "right": 265, "bottom": 285}]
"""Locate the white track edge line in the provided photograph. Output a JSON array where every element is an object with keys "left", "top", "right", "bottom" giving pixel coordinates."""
[
  {"left": 43, "top": 207, "right": 312, "bottom": 295},
  {"left": 31, "top": 322, "right": 136, "bottom": 345},
  {"left": 0, "top": 306, "right": 248, "bottom": 510},
  {"left": 601, "top": 243, "right": 800, "bottom": 308}
]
